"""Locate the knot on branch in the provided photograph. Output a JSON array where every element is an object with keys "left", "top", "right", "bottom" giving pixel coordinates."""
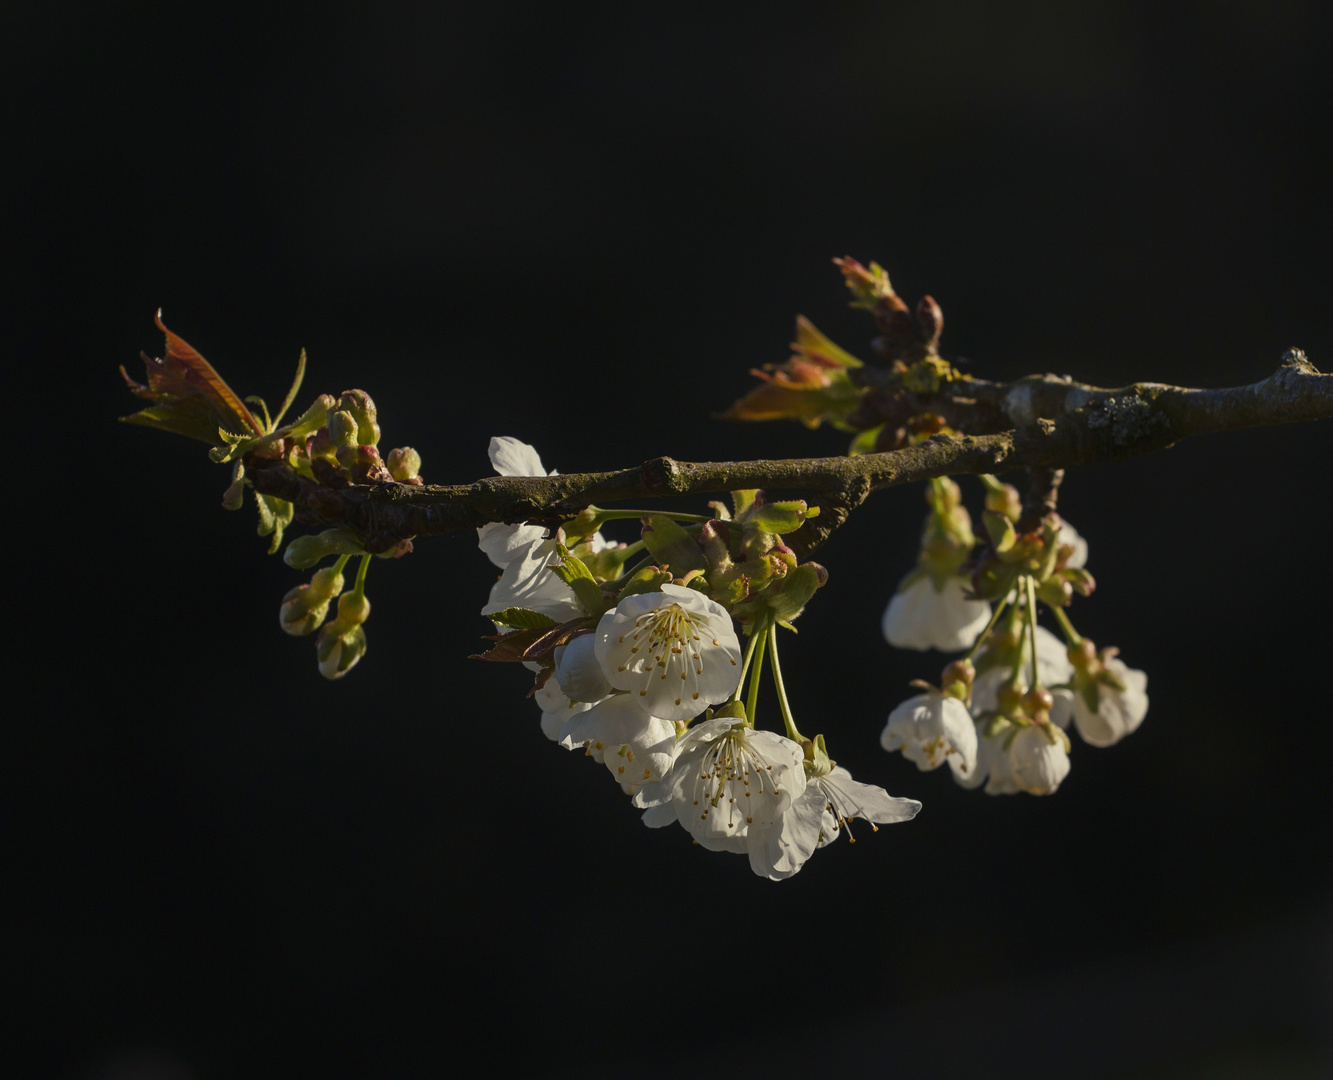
[
  {"left": 641, "top": 456, "right": 683, "bottom": 493},
  {"left": 1279, "top": 347, "right": 1320, "bottom": 376}
]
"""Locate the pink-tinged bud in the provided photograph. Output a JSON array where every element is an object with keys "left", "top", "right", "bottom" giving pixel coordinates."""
[
  {"left": 337, "top": 390, "right": 380, "bottom": 446},
  {"left": 915, "top": 295, "right": 943, "bottom": 344},
  {"left": 1068, "top": 637, "right": 1098, "bottom": 669},
  {"left": 307, "top": 427, "right": 338, "bottom": 463},
  {"left": 1021, "top": 686, "right": 1054, "bottom": 717},
  {"left": 942, "top": 659, "right": 975, "bottom": 689},
  {"left": 386, "top": 446, "right": 422, "bottom": 483},
  {"left": 335, "top": 444, "right": 394, "bottom": 484},
  {"left": 806, "top": 561, "right": 829, "bottom": 588}
]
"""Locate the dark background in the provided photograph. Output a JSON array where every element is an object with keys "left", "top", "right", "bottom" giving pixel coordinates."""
[{"left": 10, "top": 3, "right": 1333, "bottom": 1077}]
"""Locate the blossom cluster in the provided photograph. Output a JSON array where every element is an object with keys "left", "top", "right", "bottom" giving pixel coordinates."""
[
  {"left": 880, "top": 477, "right": 1149, "bottom": 796},
  {"left": 477, "top": 438, "right": 921, "bottom": 880}
]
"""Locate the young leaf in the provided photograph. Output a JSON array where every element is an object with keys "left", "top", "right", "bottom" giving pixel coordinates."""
[
  {"left": 640, "top": 514, "right": 706, "bottom": 574},
  {"left": 489, "top": 607, "right": 558, "bottom": 630}
]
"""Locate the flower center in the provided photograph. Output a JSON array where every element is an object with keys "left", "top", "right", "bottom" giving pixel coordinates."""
[
  {"left": 690, "top": 731, "right": 785, "bottom": 830},
  {"left": 624, "top": 603, "right": 707, "bottom": 708}
]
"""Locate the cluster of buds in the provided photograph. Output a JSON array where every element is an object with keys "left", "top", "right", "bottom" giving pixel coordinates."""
[
  {"left": 292, "top": 389, "right": 422, "bottom": 489},
  {"left": 473, "top": 437, "right": 920, "bottom": 881},
  {"left": 969, "top": 478, "right": 1094, "bottom": 606}
]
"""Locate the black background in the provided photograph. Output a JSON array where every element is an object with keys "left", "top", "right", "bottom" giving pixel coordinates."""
[{"left": 10, "top": 3, "right": 1333, "bottom": 1078}]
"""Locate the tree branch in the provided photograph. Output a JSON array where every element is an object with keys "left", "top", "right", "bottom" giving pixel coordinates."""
[{"left": 246, "top": 351, "right": 1331, "bottom": 555}]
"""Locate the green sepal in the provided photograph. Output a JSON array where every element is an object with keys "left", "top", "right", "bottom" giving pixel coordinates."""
[
  {"left": 710, "top": 700, "right": 748, "bottom": 721},
  {"left": 848, "top": 425, "right": 884, "bottom": 456},
  {"left": 221, "top": 461, "right": 246, "bottom": 510},
  {"left": 731, "top": 489, "right": 759, "bottom": 517},
  {"left": 1063, "top": 567, "right": 1096, "bottom": 596},
  {"left": 489, "top": 607, "right": 558, "bottom": 630},
  {"left": 257, "top": 494, "right": 295, "bottom": 554},
  {"left": 615, "top": 566, "right": 673, "bottom": 603},
  {"left": 762, "top": 562, "right": 824, "bottom": 622},
  {"left": 553, "top": 546, "right": 610, "bottom": 617},
  {"left": 209, "top": 427, "right": 256, "bottom": 464},
  {"left": 561, "top": 506, "right": 604, "bottom": 543},
  {"left": 640, "top": 514, "right": 707, "bottom": 575},
  {"left": 982, "top": 510, "right": 1016, "bottom": 553},
  {"left": 284, "top": 528, "right": 367, "bottom": 569},
  {"left": 749, "top": 500, "right": 820, "bottom": 535},
  {"left": 804, "top": 733, "right": 833, "bottom": 777}
]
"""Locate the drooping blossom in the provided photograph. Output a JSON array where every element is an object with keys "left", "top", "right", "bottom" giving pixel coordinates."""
[
  {"left": 881, "top": 689, "right": 978, "bottom": 780},
  {"left": 748, "top": 764, "right": 921, "bottom": 880},
  {"left": 1065, "top": 652, "right": 1148, "bottom": 747},
  {"left": 633, "top": 719, "right": 806, "bottom": 857},
  {"left": 882, "top": 574, "right": 992, "bottom": 652},
  {"left": 594, "top": 584, "right": 743, "bottom": 721},
  {"left": 560, "top": 693, "right": 679, "bottom": 791},
  {"left": 971, "top": 625, "right": 1074, "bottom": 715}
]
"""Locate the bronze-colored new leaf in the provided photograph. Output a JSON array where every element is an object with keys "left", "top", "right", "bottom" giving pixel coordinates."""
[{"left": 120, "top": 311, "right": 264, "bottom": 442}]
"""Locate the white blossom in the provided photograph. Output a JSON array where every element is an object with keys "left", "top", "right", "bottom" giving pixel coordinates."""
[
  {"left": 533, "top": 678, "right": 596, "bottom": 743},
  {"left": 748, "top": 765, "right": 921, "bottom": 880},
  {"left": 882, "top": 574, "right": 991, "bottom": 653},
  {"left": 554, "top": 634, "right": 613, "bottom": 703},
  {"left": 560, "top": 694, "right": 679, "bottom": 791},
  {"left": 594, "top": 584, "right": 742, "bottom": 721},
  {"left": 971, "top": 625, "right": 1074, "bottom": 714},
  {"left": 881, "top": 690, "right": 978, "bottom": 780},
  {"left": 633, "top": 719, "right": 807, "bottom": 856},
  {"left": 1009, "top": 725, "right": 1071, "bottom": 794},
  {"left": 476, "top": 437, "right": 583, "bottom": 622},
  {"left": 1069, "top": 659, "right": 1148, "bottom": 747}
]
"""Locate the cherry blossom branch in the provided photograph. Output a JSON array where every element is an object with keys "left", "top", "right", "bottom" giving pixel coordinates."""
[{"left": 246, "top": 350, "right": 1331, "bottom": 556}]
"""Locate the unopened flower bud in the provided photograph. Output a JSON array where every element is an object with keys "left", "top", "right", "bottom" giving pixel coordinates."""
[
  {"left": 915, "top": 294, "right": 943, "bottom": 344},
  {"left": 997, "top": 682, "right": 1025, "bottom": 716},
  {"left": 1021, "top": 686, "right": 1054, "bottom": 718},
  {"left": 942, "top": 659, "right": 975, "bottom": 689},
  {"left": 984, "top": 483, "right": 1023, "bottom": 522},
  {"left": 333, "top": 589, "right": 370, "bottom": 629},
  {"left": 335, "top": 444, "right": 394, "bottom": 484},
  {"left": 386, "top": 446, "right": 422, "bottom": 483},
  {"left": 278, "top": 566, "right": 345, "bottom": 636},
  {"left": 1037, "top": 577, "right": 1074, "bottom": 607},
  {"left": 326, "top": 409, "right": 358, "bottom": 447},
  {"left": 317, "top": 623, "right": 367, "bottom": 680},
  {"left": 337, "top": 390, "right": 380, "bottom": 446},
  {"left": 1068, "top": 637, "right": 1098, "bottom": 669}
]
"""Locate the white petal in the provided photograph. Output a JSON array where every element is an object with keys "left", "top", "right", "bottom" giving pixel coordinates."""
[
  {"left": 488, "top": 436, "right": 548, "bottom": 477},
  {"left": 476, "top": 520, "right": 550, "bottom": 569},
  {"left": 555, "top": 635, "right": 613, "bottom": 703},
  {"left": 1009, "top": 727, "right": 1071, "bottom": 794},
  {"left": 1073, "top": 660, "right": 1148, "bottom": 747},
  {"left": 1058, "top": 520, "right": 1088, "bottom": 570},
  {"left": 594, "top": 586, "right": 742, "bottom": 721},
  {"left": 882, "top": 575, "right": 990, "bottom": 653},
  {"left": 481, "top": 546, "right": 583, "bottom": 622},
  {"left": 882, "top": 692, "right": 978, "bottom": 777},
  {"left": 818, "top": 770, "right": 921, "bottom": 827}
]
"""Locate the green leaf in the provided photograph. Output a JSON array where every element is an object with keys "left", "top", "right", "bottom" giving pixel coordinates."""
[
  {"left": 615, "top": 566, "right": 673, "bottom": 603},
  {"left": 272, "top": 348, "right": 307, "bottom": 429},
  {"left": 553, "top": 547, "right": 610, "bottom": 616},
  {"left": 489, "top": 607, "right": 558, "bottom": 630},
  {"left": 257, "top": 494, "right": 295, "bottom": 554},
  {"left": 848, "top": 425, "right": 884, "bottom": 456},
  {"left": 794, "top": 315, "right": 863, "bottom": 368},
  {"left": 640, "top": 514, "right": 707, "bottom": 575},
  {"left": 750, "top": 500, "right": 820, "bottom": 535}
]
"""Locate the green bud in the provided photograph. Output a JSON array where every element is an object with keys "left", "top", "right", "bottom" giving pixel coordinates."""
[
  {"left": 326, "top": 409, "right": 358, "bottom": 447},
  {"left": 317, "top": 623, "right": 367, "bottom": 680},
  {"left": 283, "top": 528, "right": 367, "bottom": 569},
  {"left": 337, "top": 390, "right": 380, "bottom": 446},
  {"left": 982, "top": 510, "right": 1016, "bottom": 553},
  {"left": 278, "top": 566, "right": 345, "bottom": 636},
  {"left": 984, "top": 483, "right": 1023, "bottom": 521},
  {"left": 334, "top": 589, "right": 371, "bottom": 629},
  {"left": 641, "top": 514, "right": 707, "bottom": 575},
  {"left": 710, "top": 700, "right": 748, "bottom": 721},
  {"left": 385, "top": 446, "right": 421, "bottom": 483}
]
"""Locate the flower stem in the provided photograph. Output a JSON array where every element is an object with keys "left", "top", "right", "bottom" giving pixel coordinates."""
[
  {"left": 767, "top": 628, "right": 805, "bottom": 742},
  {"left": 1051, "top": 604, "right": 1082, "bottom": 645},
  {"left": 731, "top": 625, "right": 763, "bottom": 704},
  {"left": 331, "top": 553, "right": 352, "bottom": 578},
  {"left": 352, "top": 553, "right": 371, "bottom": 597},
  {"left": 962, "top": 590, "right": 1012, "bottom": 663},
  {"left": 745, "top": 621, "right": 770, "bottom": 728},
  {"left": 590, "top": 509, "right": 714, "bottom": 523},
  {"left": 1025, "top": 575, "right": 1041, "bottom": 690}
]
